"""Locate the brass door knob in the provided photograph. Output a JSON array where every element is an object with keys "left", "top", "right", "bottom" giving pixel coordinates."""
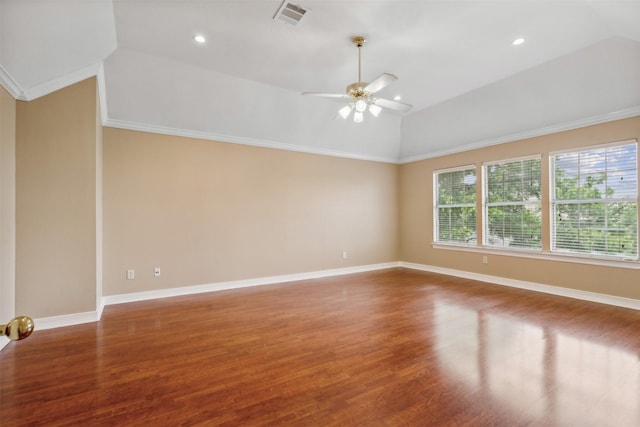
[{"left": 1, "top": 316, "right": 35, "bottom": 341}]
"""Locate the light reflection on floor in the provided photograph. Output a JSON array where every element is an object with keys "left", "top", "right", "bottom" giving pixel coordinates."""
[{"left": 434, "top": 300, "right": 640, "bottom": 425}]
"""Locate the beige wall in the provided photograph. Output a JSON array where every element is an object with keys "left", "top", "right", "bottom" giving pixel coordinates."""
[
  {"left": 1, "top": 86, "right": 17, "bottom": 328},
  {"left": 103, "top": 128, "right": 399, "bottom": 295},
  {"left": 16, "top": 78, "right": 99, "bottom": 317},
  {"left": 5, "top": 73, "right": 639, "bottom": 320},
  {"left": 399, "top": 116, "right": 640, "bottom": 300}
]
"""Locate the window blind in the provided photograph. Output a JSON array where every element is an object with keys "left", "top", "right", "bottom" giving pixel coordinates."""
[
  {"left": 484, "top": 157, "right": 542, "bottom": 249},
  {"left": 551, "top": 142, "right": 638, "bottom": 258},
  {"left": 434, "top": 167, "right": 477, "bottom": 244}
]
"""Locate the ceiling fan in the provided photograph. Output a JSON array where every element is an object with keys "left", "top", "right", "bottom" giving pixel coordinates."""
[{"left": 302, "top": 36, "right": 412, "bottom": 123}]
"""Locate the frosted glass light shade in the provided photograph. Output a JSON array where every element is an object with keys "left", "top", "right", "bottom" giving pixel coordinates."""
[
  {"left": 338, "top": 104, "right": 353, "bottom": 119},
  {"left": 369, "top": 104, "right": 382, "bottom": 117}
]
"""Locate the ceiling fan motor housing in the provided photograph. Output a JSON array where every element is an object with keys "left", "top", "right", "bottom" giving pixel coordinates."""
[{"left": 347, "top": 82, "right": 369, "bottom": 99}]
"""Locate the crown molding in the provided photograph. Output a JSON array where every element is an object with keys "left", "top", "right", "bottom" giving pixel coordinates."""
[
  {"left": 5, "top": 60, "right": 638, "bottom": 166},
  {"left": 104, "top": 107, "right": 640, "bottom": 165},
  {"left": 19, "top": 62, "right": 103, "bottom": 101},
  {"left": 104, "top": 119, "right": 400, "bottom": 164},
  {"left": 399, "top": 107, "right": 640, "bottom": 164},
  {"left": 1, "top": 62, "right": 104, "bottom": 103},
  {"left": 0, "top": 65, "right": 26, "bottom": 100}
]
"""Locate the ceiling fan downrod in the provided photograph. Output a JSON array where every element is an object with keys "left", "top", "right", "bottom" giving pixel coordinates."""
[
  {"left": 347, "top": 36, "right": 368, "bottom": 100},
  {"left": 354, "top": 36, "right": 365, "bottom": 83}
]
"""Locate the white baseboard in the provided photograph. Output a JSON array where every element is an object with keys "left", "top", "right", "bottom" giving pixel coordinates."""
[
  {"left": 26, "top": 260, "right": 639, "bottom": 333},
  {"left": 29, "top": 263, "right": 398, "bottom": 331},
  {"left": 400, "top": 261, "right": 640, "bottom": 311},
  {"left": 33, "top": 310, "right": 101, "bottom": 331},
  {"left": 103, "top": 262, "right": 401, "bottom": 306}
]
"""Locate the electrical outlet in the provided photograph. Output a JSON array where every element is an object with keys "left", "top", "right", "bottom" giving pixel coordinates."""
[
  {"left": 482, "top": 256, "right": 488, "bottom": 264},
  {"left": 154, "top": 267, "right": 161, "bottom": 278},
  {"left": 127, "top": 269, "right": 135, "bottom": 280},
  {"left": 342, "top": 250, "right": 348, "bottom": 259}
]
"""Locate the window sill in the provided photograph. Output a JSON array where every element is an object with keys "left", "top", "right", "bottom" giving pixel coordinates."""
[{"left": 431, "top": 243, "right": 640, "bottom": 270}]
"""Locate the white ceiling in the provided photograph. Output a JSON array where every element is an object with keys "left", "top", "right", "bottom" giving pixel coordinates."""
[{"left": 1, "top": 0, "right": 639, "bottom": 162}]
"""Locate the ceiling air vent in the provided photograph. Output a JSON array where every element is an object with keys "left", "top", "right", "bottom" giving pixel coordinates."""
[{"left": 273, "top": 1, "right": 308, "bottom": 26}]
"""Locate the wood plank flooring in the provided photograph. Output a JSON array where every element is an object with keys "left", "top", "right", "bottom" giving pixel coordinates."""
[{"left": 1, "top": 268, "right": 639, "bottom": 426}]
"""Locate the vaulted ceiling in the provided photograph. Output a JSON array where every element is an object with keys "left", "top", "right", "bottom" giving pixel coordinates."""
[{"left": 2, "top": 0, "right": 639, "bottom": 163}]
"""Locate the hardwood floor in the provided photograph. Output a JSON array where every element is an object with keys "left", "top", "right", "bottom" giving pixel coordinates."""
[{"left": 1, "top": 268, "right": 639, "bottom": 426}]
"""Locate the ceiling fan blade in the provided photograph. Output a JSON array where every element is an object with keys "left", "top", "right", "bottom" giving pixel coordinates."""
[
  {"left": 302, "top": 92, "right": 349, "bottom": 98},
  {"left": 364, "top": 73, "right": 397, "bottom": 94},
  {"left": 373, "top": 97, "right": 413, "bottom": 113}
]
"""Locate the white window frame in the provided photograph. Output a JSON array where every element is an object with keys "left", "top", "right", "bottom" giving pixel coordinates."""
[
  {"left": 482, "top": 155, "right": 542, "bottom": 251},
  {"left": 433, "top": 165, "right": 477, "bottom": 246},
  {"left": 549, "top": 139, "right": 638, "bottom": 260}
]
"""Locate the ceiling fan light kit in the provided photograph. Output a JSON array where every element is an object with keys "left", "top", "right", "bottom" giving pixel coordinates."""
[{"left": 303, "top": 36, "right": 412, "bottom": 123}]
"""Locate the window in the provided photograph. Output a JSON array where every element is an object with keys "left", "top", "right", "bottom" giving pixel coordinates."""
[
  {"left": 434, "top": 166, "right": 476, "bottom": 245},
  {"left": 551, "top": 141, "right": 638, "bottom": 259},
  {"left": 483, "top": 156, "right": 542, "bottom": 249}
]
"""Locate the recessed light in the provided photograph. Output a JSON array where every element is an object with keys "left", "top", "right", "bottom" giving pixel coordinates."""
[
  {"left": 512, "top": 38, "right": 525, "bottom": 46},
  {"left": 194, "top": 34, "right": 206, "bottom": 44},
  {"left": 394, "top": 95, "right": 402, "bottom": 101}
]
